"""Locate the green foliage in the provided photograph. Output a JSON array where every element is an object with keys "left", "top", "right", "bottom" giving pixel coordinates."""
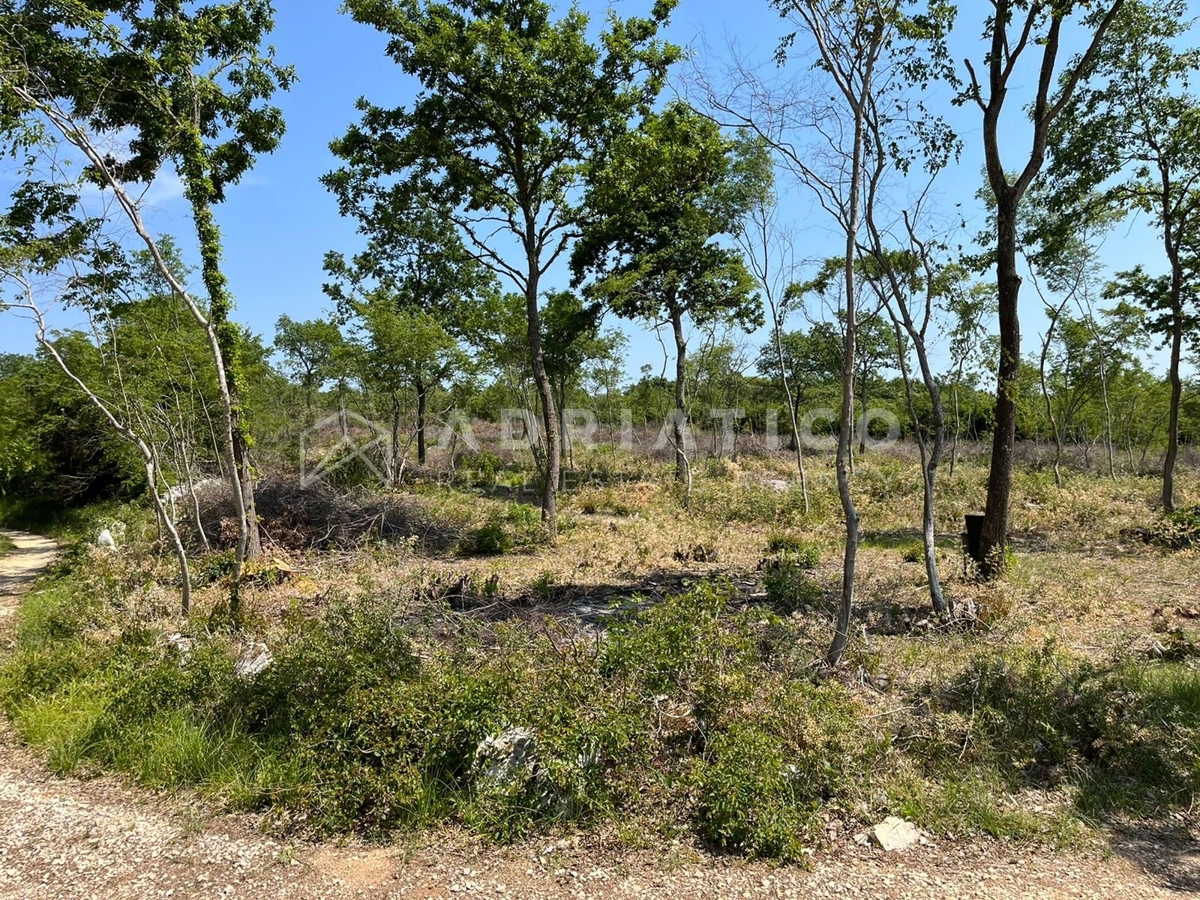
[
  {"left": 694, "top": 680, "right": 874, "bottom": 861},
  {"left": 763, "top": 559, "right": 824, "bottom": 614},
  {"left": 765, "top": 533, "right": 821, "bottom": 568},
  {"left": 1145, "top": 506, "right": 1200, "bottom": 549},
  {"left": 273, "top": 316, "right": 345, "bottom": 408},
  {"left": 460, "top": 517, "right": 515, "bottom": 556},
  {"left": 572, "top": 101, "right": 767, "bottom": 337},
  {"left": 9, "top": 532, "right": 1200, "bottom": 856},
  {"left": 908, "top": 644, "right": 1200, "bottom": 819}
]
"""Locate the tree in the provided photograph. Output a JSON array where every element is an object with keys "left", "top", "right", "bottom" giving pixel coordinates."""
[
  {"left": 1050, "top": 0, "right": 1200, "bottom": 510},
  {"left": 539, "top": 290, "right": 615, "bottom": 471},
  {"left": 1103, "top": 266, "right": 1200, "bottom": 476},
  {"left": 348, "top": 296, "right": 468, "bottom": 483},
  {"left": 323, "top": 204, "right": 494, "bottom": 465},
  {"left": 792, "top": 260, "right": 902, "bottom": 459},
  {"left": 699, "top": 0, "right": 956, "bottom": 665},
  {"left": 325, "top": 0, "right": 680, "bottom": 541},
  {"left": 274, "top": 316, "right": 345, "bottom": 412},
  {"left": 1, "top": 0, "right": 295, "bottom": 612},
  {"left": 0, "top": 193, "right": 195, "bottom": 612},
  {"left": 572, "top": 101, "right": 767, "bottom": 494},
  {"left": 740, "top": 190, "right": 810, "bottom": 511},
  {"left": 960, "top": 0, "right": 1127, "bottom": 575}
]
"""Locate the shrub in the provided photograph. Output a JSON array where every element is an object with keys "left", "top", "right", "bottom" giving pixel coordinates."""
[
  {"left": 765, "top": 534, "right": 821, "bottom": 568},
  {"left": 763, "top": 559, "right": 824, "bottom": 614},
  {"left": 909, "top": 644, "right": 1200, "bottom": 819},
  {"left": 694, "top": 679, "right": 872, "bottom": 861},
  {"left": 1146, "top": 506, "right": 1200, "bottom": 549},
  {"left": 460, "top": 519, "right": 514, "bottom": 556}
]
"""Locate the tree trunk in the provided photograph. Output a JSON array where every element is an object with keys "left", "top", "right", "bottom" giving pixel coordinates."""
[
  {"left": 669, "top": 298, "right": 690, "bottom": 489},
  {"left": 415, "top": 377, "right": 427, "bottom": 466},
  {"left": 179, "top": 133, "right": 259, "bottom": 613},
  {"left": 950, "top": 384, "right": 960, "bottom": 478},
  {"left": 828, "top": 121, "right": 864, "bottom": 670},
  {"left": 1159, "top": 174, "right": 1185, "bottom": 512},
  {"left": 772, "top": 309, "right": 810, "bottom": 514},
  {"left": 1039, "top": 302, "right": 1066, "bottom": 488},
  {"left": 28, "top": 308, "right": 192, "bottom": 615},
  {"left": 858, "top": 377, "right": 869, "bottom": 455},
  {"left": 902, "top": 340, "right": 950, "bottom": 619},
  {"left": 391, "top": 394, "right": 402, "bottom": 486},
  {"left": 1164, "top": 301, "right": 1183, "bottom": 511},
  {"left": 525, "top": 278, "right": 560, "bottom": 541},
  {"left": 232, "top": 434, "right": 260, "bottom": 559},
  {"left": 979, "top": 197, "right": 1021, "bottom": 578}
]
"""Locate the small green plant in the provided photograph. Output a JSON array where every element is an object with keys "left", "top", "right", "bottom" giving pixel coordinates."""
[
  {"left": 702, "top": 456, "right": 733, "bottom": 479},
  {"left": 467, "top": 450, "right": 504, "bottom": 484},
  {"left": 0, "top": 533, "right": 15, "bottom": 557},
  {"left": 765, "top": 534, "right": 821, "bottom": 569},
  {"left": 460, "top": 518, "right": 514, "bottom": 556},
  {"left": 763, "top": 560, "right": 823, "bottom": 613},
  {"left": 1147, "top": 506, "right": 1200, "bottom": 549},
  {"left": 193, "top": 549, "right": 238, "bottom": 586},
  {"left": 693, "top": 679, "right": 872, "bottom": 861}
]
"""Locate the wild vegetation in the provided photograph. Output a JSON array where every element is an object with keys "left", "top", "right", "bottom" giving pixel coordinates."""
[{"left": 1, "top": 0, "right": 1200, "bottom": 868}]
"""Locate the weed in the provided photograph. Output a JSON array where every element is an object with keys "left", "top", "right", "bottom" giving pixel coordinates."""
[
  {"left": 765, "top": 534, "right": 821, "bottom": 568},
  {"left": 460, "top": 519, "right": 514, "bottom": 556},
  {"left": 1146, "top": 506, "right": 1200, "bottom": 549},
  {"left": 763, "top": 560, "right": 823, "bottom": 614}
]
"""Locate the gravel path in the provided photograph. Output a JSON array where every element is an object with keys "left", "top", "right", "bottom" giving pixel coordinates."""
[{"left": 0, "top": 529, "right": 1196, "bottom": 899}]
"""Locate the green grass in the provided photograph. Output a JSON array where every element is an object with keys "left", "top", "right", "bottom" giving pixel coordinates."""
[{"left": 0, "top": 533, "right": 13, "bottom": 557}]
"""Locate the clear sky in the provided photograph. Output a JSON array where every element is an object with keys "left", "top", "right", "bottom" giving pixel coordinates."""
[{"left": 0, "top": 0, "right": 1178, "bottom": 382}]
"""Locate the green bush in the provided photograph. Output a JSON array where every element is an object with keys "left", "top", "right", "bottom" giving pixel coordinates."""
[
  {"left": 910, "top": 644, "right": 1200, "bottom": 819},
  {"left": 763, "top": 560, "right": 824, "bottom": 614},
  {"left": 10, "top": 538, "right": 1200, "bottom": 858},
  {"left": 694, "top": 679, "right": 873, "bottom": 861},
  {"left": 1147, "top": 506, "right": 1200, "bottom": 549},
  {"left": 765, "top": 533, "right": 821, "bottom": 568},
  {"left": 460, "top": 519, "right": 514, "bottom": 556}
]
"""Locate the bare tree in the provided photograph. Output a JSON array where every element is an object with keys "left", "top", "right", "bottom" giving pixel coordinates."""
[
  {"left": 860, "top": 198, "right": 958, "bottom": 615},
  {"left": 4, "top": 86, "right": 256, "bottom": 606},
  {"left": 1, "top": 270, "right": 192, "bottom": 614},
  {"left": 738, "top": 194, "right": 810, "bottom": 513},
  {"left": 696, "top": 0, "right": 954, "bottom": 666}
]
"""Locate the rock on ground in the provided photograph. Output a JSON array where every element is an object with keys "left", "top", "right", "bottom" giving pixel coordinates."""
[{"left": 871, "top": 816, "right": 923, "bottom": 852}]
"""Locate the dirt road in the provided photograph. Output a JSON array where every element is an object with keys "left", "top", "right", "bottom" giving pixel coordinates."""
[
  {"left": 0, "top": 529, "right": 1195, "bottom": 899},
  {"left": 0, "top": 530, "right": 57, "bottom": 621}
]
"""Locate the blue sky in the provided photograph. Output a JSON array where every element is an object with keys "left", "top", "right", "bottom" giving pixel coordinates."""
[{"left": 0, "top": 0, "right": 1177, "bottom": 381}]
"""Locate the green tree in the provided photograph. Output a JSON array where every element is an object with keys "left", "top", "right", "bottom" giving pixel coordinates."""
[
  {"left": 758, "top": 325, "right": 842, "bottom": 440},
  {"left": 325, "top": 0, "right": 679, "bottom": 541},
  {"left": 572, "top": 101, "right": 767, "bottom": 488},
  {"left": 1051, "top": 0, "right": 1200, "bottom": 509},
  {"left": 960, "top": 0, "right": 1127, "bottom": 575},
  {"left": 1, "top": 0, "right": 295, "bottom": 609},
  {"left": 323, "top": 204, "right": 493, "bottom": 464},
  {"left": 274, "top": 316, "right": 345, "bottom": 413},
  {"left": 348, "top": 297, "right": 469, "bottom": 483}
]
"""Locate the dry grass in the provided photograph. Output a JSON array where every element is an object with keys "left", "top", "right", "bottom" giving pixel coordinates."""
[{"left": 160, "top": 446, "right": 1199, "bottom": 702}]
